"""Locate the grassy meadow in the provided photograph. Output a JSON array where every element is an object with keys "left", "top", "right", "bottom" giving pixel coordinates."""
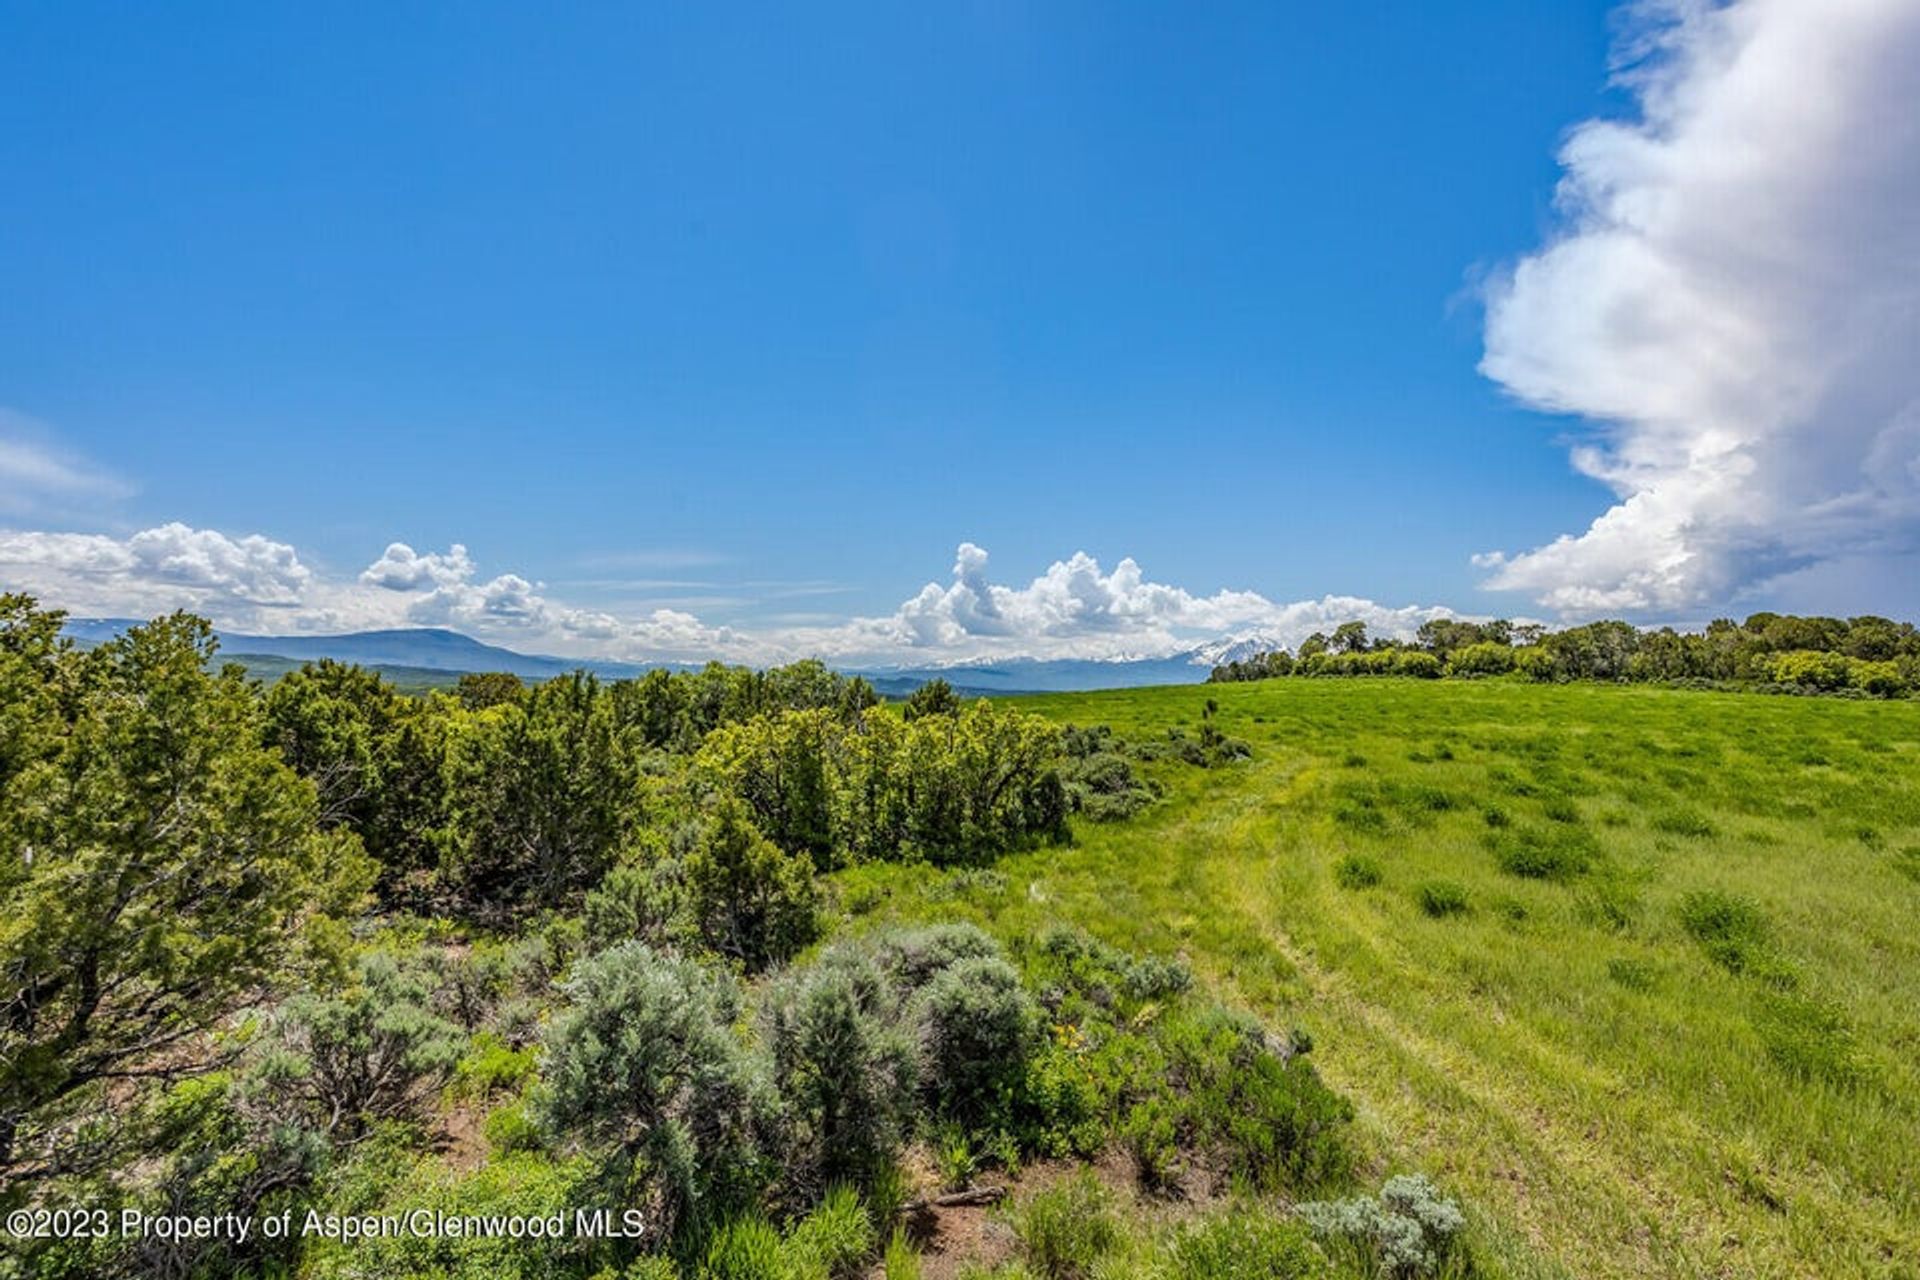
[{"left": 839, "top": 678, "right": 1920, "bottom": 1279}]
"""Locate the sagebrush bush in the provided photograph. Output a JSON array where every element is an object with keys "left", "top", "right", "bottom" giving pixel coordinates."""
[
  {"left": 763, "top": 951, "right": 918, "bottom": 1189},
  {"left": 875, "top": 923, "right": 1003, "bottom": 994},
  {"left": 537, "top": 943, "right": 774, "bottom": 1239},
  {"left": 912, "top": 956, "right": 1040, "bottom": 1127},
  {"left": 1033, "top": 928, "right": 1192, "bottom": 1005},
  {"left": 1300, "top": 1173, "right": 1465, "bottom": 1279},
  {"left": 257, "top": 951, "right": 466, "bottom": 1144},
  {"left": 1006, "top": 1171, "right": 1119, "bottom": 1279}
]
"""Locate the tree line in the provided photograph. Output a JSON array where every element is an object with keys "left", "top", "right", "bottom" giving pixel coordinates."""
[{"left": 1208, "top": 613, "right": 1920, "bottom": 697}]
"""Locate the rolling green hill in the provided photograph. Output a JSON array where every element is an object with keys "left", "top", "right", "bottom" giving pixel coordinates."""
[{"left": 839, "top": 678, "right": 1920, "bottom": 1278}]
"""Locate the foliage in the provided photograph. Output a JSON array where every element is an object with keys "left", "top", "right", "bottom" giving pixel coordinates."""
[
  {"left": 1334, "top": 853, "right": 1382, "bottom": 890},
  {"left": 697, "top": 701, "right": 1068, "bottom": 868},
  {"left": 1057, "top": 749, "right": 1160, "bottom": 821},
  {"left": 762, "top": 951, "right": 917, "bottom": 1189},
  {"left": 1299, "top": 1174, "right": 1466, "bottom": 1279},
  {"left": 1208, "top": 610, "right": 1920, "bottom": 698},
  {"left": 1415, "top": 880, "right": 1469, "bottom": 917},
  {"left": 883, "top": 1228, "right": 922, "bottom": 1280},
  {"left": 536, "top": 943, "right": 775, "bottom": 1239},
  {"left": 256, "top": 950, "right": 466, "bottom": 1143},
  {"left": 783, "top": 1183, "right": 875, "bottom": 1279},
  {"left": 1005, "top": 1171, "right": 1119, "bottom": 1279},
  {"left": 1167, "top": 1206, "right": 1327, "bottom": 1280},
  {"left": 685, "top": 801, "right": 821, "bottom": 971},
  {"left": 264, "top": 658, "right": 448, "bottom": 892},
  {"left": 910, "top": 956, "right": 1041, "bottom": 1127},
  {"left": 1676, "top": 890, "right": 1776, "bottom": 978},
  {"left": 901, "top": 678, "right": 961, "bottom": 721},
  {"left": 301, "top": 1149, "right": 595, "bottom": 1280},
  {"left": 438, "top": 672, "right": 643, "bottom": 916},
  {"left": 0, "top": 601, "right": 371, "bottom": 1190}
]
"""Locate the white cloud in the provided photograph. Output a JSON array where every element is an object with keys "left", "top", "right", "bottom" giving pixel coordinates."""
[
  {"left": 360, "top": 542, "right": 475, "bottom": 590},
  {"left": 867, "top": 542, "right": 1452, "bottom": 662},
  {"left": 1479, "top": 0, "right": 1920, "bottom": 616},
  {"left": 2, "top": 525, "right": 1463, "bottom": 667},
  {"left": 0, "top": 523, "right": 311, "bottom": 621}
]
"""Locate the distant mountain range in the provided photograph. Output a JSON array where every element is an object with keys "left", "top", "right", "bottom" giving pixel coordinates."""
[{"left": 60, "top": 619, "right": 1220, "bottom": 695}]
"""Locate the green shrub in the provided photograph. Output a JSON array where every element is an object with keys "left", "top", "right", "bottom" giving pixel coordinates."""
[
  {"left": 1416, "top": 880, "right": 1469, "bottom": 918},
  {"left": 1168, "top": 1207, "right": 1327, "bottom": 1280},
  {"left": 536, "top": 943, "right": 774, "bottom": 1238},
  {"left": 1033, "top": 928, "right": 1192, "bottom": 1004},
  {"left": 1299, "top": 1173, "right": 1465, "bottom": 1279},
  {"left": 301, "top": 1152, "right": 593, "bottom": 1280},
  {"left": 684, "top": 799, "right": 821, "bottom": 972},
  {"left": 1677, "top": 890, "right": 1777, "bottom": 978},
  {"left": 258, "top": 951, "right": 467, "bottom": 1143},
  {"left": 1488, "top": 826, "right": 1594, "bottom": 880},
  {"left": 1121, "top": 1097, "right": 1183, "bottom": 1191},
  {"left": 763, "top": 952, "right": 918, "bottom": 1189},
  {"left": 1006, "top": 1172, "right": 1119, "bottom": 1279},
  {"left": 483, "top": 1100, "right": 541, "bottom": 1155},
  {"left": 448, "top": 1030, "right": 538, "bottom": 1102},
  {"left": 875, "top": 923, "right": 1003, "bottom": 994},
  {"left": 1162, "top": 1009, "right": 1352, "bottom": 1193},
  {"left": 1059, "top": 751, "right": 1160, "bottom": 822},
  {"left": 785, "top": 1184, "right": 875, "bottom": 1279},
  {"left": 1334, "top": 854, "right": 1382, "bottom": 890},
  {"left": 699, "top": 1216, "right": 788, "bottom": 1280},
  {"left": 934, "top": 1121, "right": 977, "bottom": 1190},
  {"left": 1652, "top": 809, "right": 1716, "bottom": 839},
  {"left": 912, "top": 957, "right": 1040, "bottom": 1127},
  {"left": 883, "top": 1228, "right": 922, "bottom": 1280},
  {"left": 582, "top": 853, "right": 700, "bottom": 953}
]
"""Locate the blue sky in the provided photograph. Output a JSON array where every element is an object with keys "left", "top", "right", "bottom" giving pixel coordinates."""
[{"left": 4, "top": 2, "right": 1917, "bottom": 662}]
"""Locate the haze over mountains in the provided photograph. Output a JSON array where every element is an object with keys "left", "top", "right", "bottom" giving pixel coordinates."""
[{"left": 60, "top": 618, "right": 1222, "bottom": 695}]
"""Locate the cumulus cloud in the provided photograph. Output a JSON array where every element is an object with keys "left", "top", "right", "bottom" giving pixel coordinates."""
[
  {"left": 1479, "top": 0, "right": 1920, "bottom": 615},
  {"left": 0, "top": 523, "right": 312, "bottom": 621},
  {"left": 360, "top": 542, "right": 476, "bottom": 591},
  {"left": 837, "top": 543, "right": 1458, "bottom": 664}
]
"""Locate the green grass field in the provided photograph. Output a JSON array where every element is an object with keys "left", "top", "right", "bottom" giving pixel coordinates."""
[{"left": 839, "top": 679, "right": 1920, "bottom": 1279}]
